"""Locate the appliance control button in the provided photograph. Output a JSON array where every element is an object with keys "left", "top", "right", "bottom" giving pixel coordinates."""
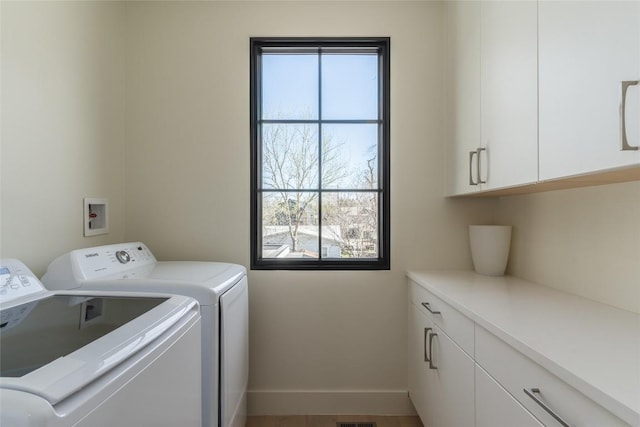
[{"left": 115, "top": 250, "right": 131, "bottom": 264}]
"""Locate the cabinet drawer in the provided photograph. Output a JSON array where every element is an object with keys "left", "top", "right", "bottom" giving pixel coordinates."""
[
  {"left": 476, "top": 364, "right": 543, "bottom": 427},
  {"left": 476, "top": 326, "right": 629, "bottom": 427},
  {"left": 409, "top": 280, "right": 474, "bottom": 356}
]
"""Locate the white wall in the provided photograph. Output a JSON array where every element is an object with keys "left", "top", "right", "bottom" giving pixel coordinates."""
[
  {"left": 0, "top": 1, "right": 127, "bottom": 275},
  {"left": 497, "top": 181, "right": 640, "bottom": 314},
  {"left": 123, "top": 1, "right": 496, "bottom": 414}
]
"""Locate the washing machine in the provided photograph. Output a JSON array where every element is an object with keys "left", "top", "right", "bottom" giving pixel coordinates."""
[
  {"left": 42, "top": 242, "right": 248, "bottom": 427},
  {"left": 0, "top": 258, "right": 202, "bottom": 426}
]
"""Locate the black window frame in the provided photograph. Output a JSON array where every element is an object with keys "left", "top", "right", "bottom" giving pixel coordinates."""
[{"left": 250, "top": 37, "right": 390, "bottom": 270}]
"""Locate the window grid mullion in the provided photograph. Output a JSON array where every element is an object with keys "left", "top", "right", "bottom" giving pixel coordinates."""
[
  {"left": 317, "top": 51, "right": 324, "bottom": 259},
  {"left": 261, "top": 189, "right": 384, "bottom": 193},
  {"left": 255, "top": 49, "right": 264, "bottom": 256},
  {"left": 259, "top": 119, "right": 381, "bottom": 124}
]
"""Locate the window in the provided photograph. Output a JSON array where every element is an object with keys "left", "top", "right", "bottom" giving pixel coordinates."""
[{"left": 250, "top": 37, "right": 390, "bottom": 270}]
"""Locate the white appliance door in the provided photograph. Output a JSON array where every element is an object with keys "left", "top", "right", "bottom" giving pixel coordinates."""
[
  {"left": 71, "top": 310, "right": 202, "bottom": 427},
  {"left": 219, "top": 277, "right": 249, "bottom": 427}
]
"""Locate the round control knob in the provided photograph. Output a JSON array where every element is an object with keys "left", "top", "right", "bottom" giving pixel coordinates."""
[{"left": 115, "top": 250, "right": 131, "bottom": 264}]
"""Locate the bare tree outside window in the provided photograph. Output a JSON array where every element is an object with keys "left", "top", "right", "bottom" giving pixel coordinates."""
[
  {"left": 322, "top": 152, "right": 379, "bottom": 258},
  {"left": 261, "top": 119, "right": 348, "bottom": 254}
]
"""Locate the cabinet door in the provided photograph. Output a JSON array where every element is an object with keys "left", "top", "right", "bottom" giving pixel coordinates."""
[
  {"left": 428, "top": 322, "right": 475, "bottom": 427},
  {"left": 408, "top": 305, "right": 474, "bottom": 427},
  {"left": 476, "top": 364, "right": 543, "bottom": 427},
  {"left": 444, "top": 1, "right": 481, "bottom": 196},
  {"left": 480, "top": 0, "right": 538, "bottom": 190},
  {"left": 539, "top": 1, "right": 640, "bottom": 180},
  {"left": 408, "top": 304, "right": 431, "bottom": 424}
]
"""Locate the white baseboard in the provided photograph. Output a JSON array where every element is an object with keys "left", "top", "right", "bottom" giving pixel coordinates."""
[{"left": 247, "top": 390, "right": 416, "bottom": 416}]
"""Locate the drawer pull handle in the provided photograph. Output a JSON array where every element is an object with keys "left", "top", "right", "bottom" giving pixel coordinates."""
[
  {"left": 477, "top": 147, "right": 487, "bottom": 184},
  {"left": 523, "top": 388, "right": 572, "bottom": 427},
  {"left": 421, "top": 302, "right": 441, "bottom": 315},
  {"left": 469, "top": 150, "right": 478, "bottom": 185},
  {"left": 428, "top": 332, "right": 438, "bottom": 370},
  {"left": 621, "top": 80, "right": 639, "bottom": 151},
  {"left": 423, "top": 327, "right": 432, "bottom": 362}
]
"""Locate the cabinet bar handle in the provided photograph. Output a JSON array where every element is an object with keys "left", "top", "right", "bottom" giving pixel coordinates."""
[
  {"left": 523, "top": 388, "right": 572, "bottom": 427},
  {"left": 469, "top": 151, "right": 478, "bottom": 185},
  {"left": 423, "top": 327, "right": 432, "bottom": 362},
  {"left": 421, "top": 302, "right": 441, "bottom": 315},
  {"left": 621, "top": 80, "right": 639, "bottom": 151},
  {"left": 477, "top": 147, "right": 487, "bottom": 184},
  {"left": 428, "top": 332, "right": 438, "bottom": 370}
]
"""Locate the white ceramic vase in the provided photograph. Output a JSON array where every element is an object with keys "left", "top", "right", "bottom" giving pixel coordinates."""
[{"left": 469, "top": 225, "right": 512, "bottom": 276}]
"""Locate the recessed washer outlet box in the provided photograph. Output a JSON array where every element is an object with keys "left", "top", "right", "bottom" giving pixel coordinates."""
[
  {"left": 84, "top": 198, "right": 109, "bottom": 236},
  {"left": 80, "top": 298, "right": 104, "bottom": 329}
]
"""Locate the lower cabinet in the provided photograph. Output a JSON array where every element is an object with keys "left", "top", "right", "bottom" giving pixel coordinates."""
[
  {"left": 475, "top": 325, "right": 630, "bottom": 427},
  {"left": 475, "top": 364, "right": 543, "bottom": 427},
  {"left": 408, "top": 304, "right": 429, "bottom": 421},
  {"left": 408, "top": 304, "right": 474, "bottom": 427},
  {"left": 409, "top": 303, "right": 548, "bottom": 427},
  {"left": 408, "top": 307, "right": 630, "bottom": 427}
]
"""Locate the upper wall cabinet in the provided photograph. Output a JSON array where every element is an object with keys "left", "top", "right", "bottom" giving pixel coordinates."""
[
  {"left": 445, "top": 1, "right": 538, "bottom": 196},
  {"left": 445, "top": 1, "right": 481, "bottom": 196},
  {"left": 481, "top": 0, "right": 539, "bottom": 191},
  {"left": 538, "top": 1, "right": 640, "bottom": 181}
]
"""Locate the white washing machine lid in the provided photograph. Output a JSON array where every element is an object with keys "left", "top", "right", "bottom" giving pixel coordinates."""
[
  {"left": 42, "top": 243, "right": 247, "bottom": 306},
  {"left": 0, "top": 290, "right": 198, "bottom": 405}
]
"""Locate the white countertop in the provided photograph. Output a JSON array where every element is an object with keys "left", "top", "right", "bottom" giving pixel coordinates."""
[{"left": 407, "top": 270, "right": 640, "bottom": 426}]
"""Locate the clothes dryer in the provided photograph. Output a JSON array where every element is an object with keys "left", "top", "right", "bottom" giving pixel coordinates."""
[
  {"left": 0, "top": 258, "right": 202, "bottom": 427},
  {"left": 42, "top": 243, "right": 248, "bottom": 427}
]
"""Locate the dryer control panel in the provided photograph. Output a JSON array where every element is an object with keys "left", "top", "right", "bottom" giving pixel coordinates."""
[
  {"left": 72, "top": 242, "right": 156, "bottom": 280},
  {"left": 0, "top": 259, "right": 45, "bottom": 303},
  {"left": 43, "top": 242, "right": 158, "bottom": 286}
]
